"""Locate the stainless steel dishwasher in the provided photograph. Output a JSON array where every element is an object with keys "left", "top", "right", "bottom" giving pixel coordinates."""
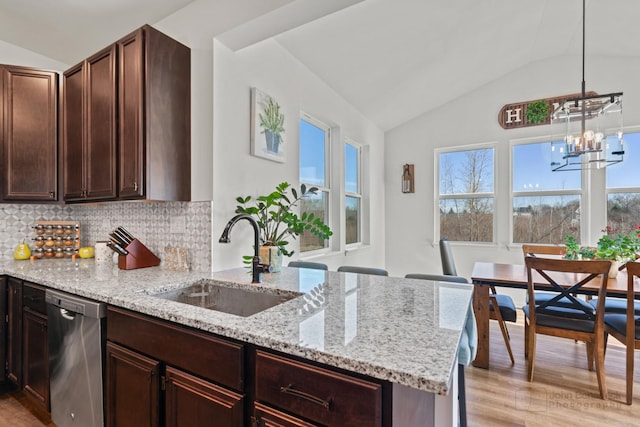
[{"left": 46, "top": 289, "right": 106, "bottom": 427}]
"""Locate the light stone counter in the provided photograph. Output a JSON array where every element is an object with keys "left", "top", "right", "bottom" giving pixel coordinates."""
[{"left": 0, "top": 259, "right": 472, "bottom": 397}]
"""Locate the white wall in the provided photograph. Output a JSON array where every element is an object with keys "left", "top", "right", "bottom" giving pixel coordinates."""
[
  {"left": 384, "top": 54, "right": 640, "bottom": 281},
  {"left": 0, "top": 39, "right": 68, "bottom": 71},
  {"left": 210, "top": 38, "right": 385, "bottom": 272}
]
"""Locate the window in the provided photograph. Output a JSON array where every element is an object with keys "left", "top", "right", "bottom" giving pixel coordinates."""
[
  {"left": 345, "top": 140, "right": 361, "bottom": 245},
  {"left": 438, "top": 146, "right": 494, "bottom": 242},
  {"left": 512, "top": 141, "right": 581, "bottom": 244},
  {"left": 299, "top": 115, "right": 330, "bottom": 252},
  {"left": 607, "top": 132, "right": 640, "bottom": 234}
]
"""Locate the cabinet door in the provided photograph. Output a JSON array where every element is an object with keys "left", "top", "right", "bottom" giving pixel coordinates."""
[
  {"left": 106, "top": 341, "right": 160, "bottom": 427},
  {"left": 0, "top": 277, "right": 6, "bottom": 382},
  {"left": 62, "top": 62, "right": 86, "bottom": 200},
  {"left": 165, "top": 366, "right": 244, "bottom": 427},
  {"left": 23, "top": 308, "right": 49, "bottom": 411},
  {"left": 2, "top": 66, "right": 58, "bottom": 201},
  {"left": 7, "top": 277, "right": 22, "bottom": 387},
  {"left": 253, "top": 402, "right": 318, "bottom": 427},
  {"left": 85, "top": 45, "right": 117, "bottom": 200},
  {"left": 117, "top": 28, "right": 145, "bottom": 199}
]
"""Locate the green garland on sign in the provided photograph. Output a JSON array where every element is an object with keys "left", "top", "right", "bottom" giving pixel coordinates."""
[{"left": 526, "top": 99, "right": 550, "bottom": 124}]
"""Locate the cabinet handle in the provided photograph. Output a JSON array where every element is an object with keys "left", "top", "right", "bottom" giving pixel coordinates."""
[
  {"left": 133, "top": 182, "right": 138, "bottom": 192},
  {"left": 49, "top": 191, "right": 55, "bottom": 199},
  {"left": 279, "top": 383, "right": 333, "bottom": 411}
]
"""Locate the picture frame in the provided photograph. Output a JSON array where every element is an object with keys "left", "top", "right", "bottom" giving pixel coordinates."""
[{"left": 250, "top": 87, "right": 286, "bottom": 163}]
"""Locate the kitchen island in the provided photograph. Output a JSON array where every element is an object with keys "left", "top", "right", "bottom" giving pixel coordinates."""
[{"left": 1, "top": 259, "right": 472, "bottom": 426}]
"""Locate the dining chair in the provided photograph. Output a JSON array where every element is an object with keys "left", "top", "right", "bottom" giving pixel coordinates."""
[
  {"left": 604, "top": 260, "right": 640, "bottom": 405},
  {"left": 440, "top": 238, "right": 516, "bottom": 364},
  {"left": 521, "top": 244, "right": 567, "bottom": 258},
  {"left": 523, "top": 256, "right": 611, "bottom": 399},
  {"left": 404, "top": 273, "right": 475, "bottom": 427},
  {"left": 287, "top": 261, "right": 328, "bottom": 270},
  {"left": 337, "top": 266, "right": 389, "bottom": 276}
]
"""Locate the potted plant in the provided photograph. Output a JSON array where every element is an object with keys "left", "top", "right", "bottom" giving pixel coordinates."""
[
  {"left": 564, "top": 227, "right": 640, "bottom": 277},
  {"left": 234, "top": 182, "right": 332, "bottom": 271},
  {"left": 259, "top": 97, "right": 285, "bottom": 154}
]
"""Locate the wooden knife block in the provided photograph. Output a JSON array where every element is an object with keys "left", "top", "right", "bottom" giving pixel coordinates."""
[{"left": 118, "top": 239, "right": 161, "bottom": 270}]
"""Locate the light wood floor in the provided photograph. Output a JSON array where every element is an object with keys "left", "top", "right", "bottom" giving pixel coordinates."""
[
  {"left": 0, "top": 390, "right": 53, "bottom": 427},
  {"left": 467, "top": 321, "right": 640, "bottom": 426}
]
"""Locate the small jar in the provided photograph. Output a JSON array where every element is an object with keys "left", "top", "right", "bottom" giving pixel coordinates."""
[
  {"left": 54, "top": 237, "right": 64, "bottom": 247},
  {"left": 55, "top": 248, "right": 64, "bottom": 258}
]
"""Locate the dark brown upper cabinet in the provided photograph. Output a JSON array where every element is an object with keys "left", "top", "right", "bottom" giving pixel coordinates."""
[
  {"left": 62, "top": 45, "right": 118, "bottom": 202},
  {"left": 117, "top": 26, "right": 190, "bottom": 201},
  {"left": 63, "top": 25, "right": 190, "bottom": 203},
  {"left": 1, "top": 65, "right": 58, "bottom": 202}
]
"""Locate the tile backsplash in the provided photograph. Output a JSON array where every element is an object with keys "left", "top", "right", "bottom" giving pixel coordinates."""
[{"left": 0, "top": 201, "right": 212, "bottom": 272}]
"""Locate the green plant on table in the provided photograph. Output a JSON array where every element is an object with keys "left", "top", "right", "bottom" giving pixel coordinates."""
[
  {"left": 234, "top": 182, "right": 332, "bottom": 258},
  {"left": 563, "top": 227, "right": 640, "bottom": 262}
]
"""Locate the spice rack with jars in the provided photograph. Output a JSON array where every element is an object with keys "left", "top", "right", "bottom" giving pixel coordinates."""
[{"left": 32, "top": 221, "right": 81, "bottom": 259}]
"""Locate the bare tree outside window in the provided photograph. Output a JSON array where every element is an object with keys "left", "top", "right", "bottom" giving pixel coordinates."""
[
  {"left": 439, "top": 148, "right": 494, "bottom": 242},
  {"left": 512, "top": 141, "right": 581, "bottom": 244}
]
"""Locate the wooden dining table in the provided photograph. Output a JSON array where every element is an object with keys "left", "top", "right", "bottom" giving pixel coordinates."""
[{"left": 470, "top": 261, "right": 640, "bottom": 369}]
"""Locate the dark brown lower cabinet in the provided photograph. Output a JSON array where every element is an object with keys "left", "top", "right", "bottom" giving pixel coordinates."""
[
  {"left": 7, "top": 277, "right": 22, "bottom": 387},
  {"left": 106, "top": 341, "right": 160, "bottom": 427},
  {"left": 22, "top": 308, "right": 49, "bottom": 411},
  {"left": 254, "top": 350, "right": 383, "bottom": 427},
  {"left": 21, "top": 282, "right": 49, "bottom": 412},
  {"left": 0, "top": 277, "right": 6, "bottom": 382},
  {"left": 164, "top": 366, "right": 243, "bottom": 427},
  {"left": 106, "top": 307, "right": 245, "bottom": 427}
]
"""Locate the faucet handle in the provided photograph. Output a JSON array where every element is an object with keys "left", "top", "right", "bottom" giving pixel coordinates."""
[{"left": 258, "top": 263, "right": 274, "bottom": 273}]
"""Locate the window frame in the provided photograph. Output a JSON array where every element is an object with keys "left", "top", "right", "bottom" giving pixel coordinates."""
[
  {"left": 299, "top": 112, "right": 332, "bottom": 254},
  {"left": 435, "top": 142, "right": 497, "bottom": 244},
  {"left": 509, "top": 135, "right": 584, "bottom": 245},
  {"left": 605, "top": 128, "right": 640, "bottom": 235},
  {"left": 344, "top": 137, "right": 362, "bottom": 247}
]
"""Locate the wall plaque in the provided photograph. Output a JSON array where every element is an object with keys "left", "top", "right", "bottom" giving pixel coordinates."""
[{"left": 497, "top": 92, "right": 597, "bottom": 130}]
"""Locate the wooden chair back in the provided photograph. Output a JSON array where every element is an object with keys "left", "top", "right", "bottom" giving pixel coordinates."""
[
  {"left": 524, "top": 256, "right": 612, "bottom": 398},
  {"left": 521, "top": 244, "right": 567, "bottom": 257},
  {"left": 606, "top": 261, "right": 640, "bottom": 404}
]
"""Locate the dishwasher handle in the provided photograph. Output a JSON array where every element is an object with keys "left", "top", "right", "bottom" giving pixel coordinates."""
[
  {"left": 59, "top": 308, "right": 77, "bottom": 321},
  {"left": 45, "top": 289, "right": 106, "bottom": 319}
]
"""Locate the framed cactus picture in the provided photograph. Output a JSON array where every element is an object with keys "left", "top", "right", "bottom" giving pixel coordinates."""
[{"left": 250, "top": 87, "right": 286, "bottom": 163}]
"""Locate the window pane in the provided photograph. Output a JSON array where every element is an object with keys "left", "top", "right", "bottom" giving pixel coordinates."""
[
  {"left": 345, "top": 196, "right": 360, "bottom": 244},
  {"left": 512, "top": 195, "right": 580, "bottom": 243},
  {"left": 607, "top": 193, "right": 640, "bottom": 234},
  {"left": 300, "top": 191, "right": 328, "bottom": 252},
  {"left": 607, "top": 132, "right": 640, "bottom": 188},
  {"left": 439, "top": 148, "right": 494, "bottom": 195},
  {"left": 300, "top": 119, "right": 326, "bottom": 186},
  {"left": 439, "top": 198, "right": 493, "bottom": 242},
  {"left": 345, "top": 144, "right": 359, "bottom": 194},
  {"left": 513, "top": 142, "right": 581, "bottom": 192}
]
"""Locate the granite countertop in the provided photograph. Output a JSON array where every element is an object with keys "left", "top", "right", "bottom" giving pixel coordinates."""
[{"left": 1, "top": 259, "right": 472, "bottom": 395}]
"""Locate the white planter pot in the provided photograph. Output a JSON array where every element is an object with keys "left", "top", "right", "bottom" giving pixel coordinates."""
[{"left": 260, "top": 245, "right": 282, "bottom": 272}]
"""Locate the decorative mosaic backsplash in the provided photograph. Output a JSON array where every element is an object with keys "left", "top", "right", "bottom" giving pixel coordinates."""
[{"left": 0, "top": 201, "right": 212, "bottom": 272}]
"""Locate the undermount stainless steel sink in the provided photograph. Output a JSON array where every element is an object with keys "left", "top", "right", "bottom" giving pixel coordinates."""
[{"left": 151, "top": 281, "right": 298, "bottom": 317}]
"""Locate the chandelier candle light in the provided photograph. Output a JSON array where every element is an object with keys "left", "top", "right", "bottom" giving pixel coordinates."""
[{"left": 550, "top": 0, "right": 624, "bottom": 172}]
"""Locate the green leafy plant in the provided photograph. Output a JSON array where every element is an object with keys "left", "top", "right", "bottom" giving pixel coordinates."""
[
  {"left": 526, "top": 99, "right": 550, "bottom": 124},
  {"left": 595, "top": 231, "right": 639, "bottom": 261},
  {"left": 564, "top": 228, "right": 640, "bottom": 261},
  {"left": 234, "top": 182, "right": 332, "bottom": 258},
  {"left": 259, "top": 97, "right": 285, "bottom": 140}
]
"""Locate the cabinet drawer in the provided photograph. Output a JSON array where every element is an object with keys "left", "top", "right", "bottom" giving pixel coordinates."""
[
  {"left": 107, "top": 307, "right": 244, "bottom": 391},
  {"left": 254, "top": 402, "right": 318, "bottom": 427},
  {"left": 23, "top": 282, "right": 47, "bottom": 315},
  {"left": 255, "top": 350, "right": 382, "bottom": 427}
]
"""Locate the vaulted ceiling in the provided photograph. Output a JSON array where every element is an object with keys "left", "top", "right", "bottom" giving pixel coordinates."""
[{"left": 1, "top": 0, "right": 637, "bottom": 132}]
